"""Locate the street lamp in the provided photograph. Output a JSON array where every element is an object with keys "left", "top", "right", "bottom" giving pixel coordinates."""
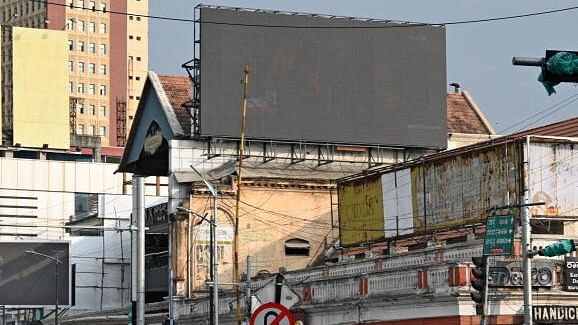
[
  {"left": 25, "top": 250, "right": 62, "bottom": 325},
  {"left": 189, "top": 164, "right": 219, "bottom": 325}
]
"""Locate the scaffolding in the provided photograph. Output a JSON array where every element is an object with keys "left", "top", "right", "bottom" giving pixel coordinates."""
[{"left": 116, "top": 99, "right": 127, "bottom": 147}]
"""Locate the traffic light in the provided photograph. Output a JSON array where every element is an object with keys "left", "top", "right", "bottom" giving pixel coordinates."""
[
  {"left": 128, "top": 301, "right": 136, "bottom": 325},
  {"left": 470, "top": 256, "right": 487, "bottom": 316},
  {"left": 512, "top": 50, "right": 578, "bottom": 95},
  {"left": 529, "top": 239, "right": 576, "bottom": 257},
  {"left": 541, "top": 51, "right": 578, "bottom": 83}
]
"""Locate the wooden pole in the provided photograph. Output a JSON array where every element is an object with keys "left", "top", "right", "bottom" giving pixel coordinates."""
[{"left": 235, "top": 65, "right": 250, "bottom": 324}]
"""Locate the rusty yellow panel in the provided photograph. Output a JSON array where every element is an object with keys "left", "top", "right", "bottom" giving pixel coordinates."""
[
  {"left": 338, "top": 176, "right": 384, "bottom": 247},
  {"left": 412, "top": 142, "right": 521, "bottom": 233}
]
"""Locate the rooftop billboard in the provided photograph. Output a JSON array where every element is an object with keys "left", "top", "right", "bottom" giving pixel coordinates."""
[{"left": 199, "top": 7, "right": 447, "bottom": 149}]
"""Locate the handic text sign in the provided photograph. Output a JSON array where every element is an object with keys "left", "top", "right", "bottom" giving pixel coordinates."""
[{"left": 250, "top": 302, "right": 295, "bottom": 325}]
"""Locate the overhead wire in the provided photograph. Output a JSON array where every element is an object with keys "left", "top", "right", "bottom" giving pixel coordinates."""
[{"left": 27, "top": 0, "right": 578, "bottom": 28}]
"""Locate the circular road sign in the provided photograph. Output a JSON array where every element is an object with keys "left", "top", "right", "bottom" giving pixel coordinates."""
[{"left": 250, "top": 302, "right": 295, "bottom": 325}]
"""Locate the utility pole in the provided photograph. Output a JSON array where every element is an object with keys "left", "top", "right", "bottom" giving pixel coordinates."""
[
  {"left": 235, "top": 65, "right": 250, "bottom": 325},
  {"left": 522, "top": 136, "right": 532, "bottom": 325},
  {"left": 135, "top": 176, "right": 146, "bottom": 325},
  {"left": 245, "top": 255, "right": 253, "bottom": 323},
  {"left": 188, "top": 166, "right": 219, "bottom": 325}
]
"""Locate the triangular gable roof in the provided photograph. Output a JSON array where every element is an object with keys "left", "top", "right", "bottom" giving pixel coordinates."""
[
  {"left": 117, "top": 72, "right": 192, "bottom": 175},
  {"left": 447, "top": 90, "right": 495, "bottom": 135}
]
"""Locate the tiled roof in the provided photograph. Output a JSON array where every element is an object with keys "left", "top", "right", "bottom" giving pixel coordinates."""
[
  {"left": 447, "top": 91, "right": 494, "bottom": 135},
  {"left": 510, "top": 117, "right": 578, "bottom": 138},
  {"left": 157, "top": 75, "right": 193, "bottom": 135}
]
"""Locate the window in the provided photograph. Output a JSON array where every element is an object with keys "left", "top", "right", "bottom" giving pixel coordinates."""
[
  {"left": 77, "top": 103, "right": 84, "bottom": 114},
  {"left": 77, "top": 62, "right": 84, "bottom": 73},
  {"left": 78, "top": 40, "right": 84, "bottom": 52},
  {"left": 77, "top": 124, "right": 84, "bottom": 134},
  {"left": 68, "top": 61, "right": 73, "bottom": 72},
  {"left": 89, "top": 104, "right": 96, "bottom": 115},
  {"left": 69, "top": 82, "right": 74, "bottom": 93},
  {"left": 78, "top": 20, "right": 84, "bottom": 32},
  {"left": 77, "top": 0, "right": 84, "bottom": 9},
  {"left": 99, "top": 105, "right": 106, "bottom": 116},
  {"left": 77, "top": 83, "right": 84, "bottom": 93},
  {"left": 99, "top": 43, "right": 106, "bottom": 54},
  {"left": 88, "top": 21, "right": 95, "bottom": 33},
  {"left": 136, "top": 36, "right": 141, "bottom": 41},
  {"left": 135, "top": 76, "right": 140, "bottom": 81},
  {"left": 129, "top": 16, "right": 133, "bottom": 20},
  {"left": 136, "top": 57, "right": 141, "bottom": 61},
  {"left": 99, "top": 64, "right": 106, "bottom": 75},
  {"left": 99, "top": 126, "right": 106, "bottom": 137},
  {"left": 66, "top": 19, "right": 74, "bottom": 30},
  {"left": 129, "top": 35, "right": 133, "bottom": 40},
  {"left": 99, "top": 85, "right": 106, "bottom": 96},
  {"left": 284, "top": 238, "right": 310, "bottom": 256},
  {"left": 89, "top": 1, "right": 95, "bottom": 10},
  {"left": 68, "top": 40, "right": 73, "bottom": 50},
  {"left": 99, "top": 2, "right": 106, "bottom": 12},
  {"left": 88, "top": 63, "right": 95, "bottom": 74},
  {"left": 88, "top": 84, "right": 95, "bottom": 94},
  {"left": 99, "top": 23, "right": 106, "bottom": 34},
  {"left": 67, "top": 0, "right": 73, "bottom": 8},
  {"left": 136, "top": 17, "right": 141, "bottom": 21},
  {"left": 88, "top": 42, "right": 95, "bottom": 53},
  {"left": 88, "top": 125, "right": 95, "bottom": 136}
]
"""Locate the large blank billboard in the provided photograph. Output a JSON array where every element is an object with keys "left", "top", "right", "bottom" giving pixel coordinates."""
[
  {"left": 0, "top": 241, "right": 70, "bottom": 306},
  {"left": 200, "top": 8, "right": 447, "bottom": 149}
]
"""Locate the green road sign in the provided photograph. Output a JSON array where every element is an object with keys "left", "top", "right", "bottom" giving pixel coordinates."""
[{"left": 483, "top": 215, "right": 515, "bottom": 256}]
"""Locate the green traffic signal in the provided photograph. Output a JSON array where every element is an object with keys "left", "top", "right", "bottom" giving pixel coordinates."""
[{"left": 541, "top": 239, "right": 576, "bottom": 257}]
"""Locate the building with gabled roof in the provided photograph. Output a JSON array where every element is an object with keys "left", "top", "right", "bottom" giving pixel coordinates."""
[{"left": 116, "top": 71, "right": 496, "bottom": 302}]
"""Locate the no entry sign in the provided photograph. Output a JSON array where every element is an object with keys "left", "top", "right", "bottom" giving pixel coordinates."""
[{"left": 250, "top": 302, "right": 295, "bottom": 325}]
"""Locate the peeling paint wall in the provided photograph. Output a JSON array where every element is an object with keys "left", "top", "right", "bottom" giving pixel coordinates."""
[
  {"left": 412, "top": 142, "right": 521, "bottom": 232},
  {"left": 529, "top": 142, "right": 578, "bottom": 217}
]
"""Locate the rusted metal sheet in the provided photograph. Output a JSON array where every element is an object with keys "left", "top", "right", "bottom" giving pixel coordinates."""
[
  {"left": 338, "top": 175, "right": 384, "bottom": 247},
  {"left": 412, "top": 142, "right": 521, "bottom": 232},
  {"left": 529, "top": 142, "right": 578, "bottom": 217}
]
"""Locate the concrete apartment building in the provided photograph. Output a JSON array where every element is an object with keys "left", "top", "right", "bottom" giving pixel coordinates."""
[{"left": 0, "top": 0, "right": 148, "bottom": 149}]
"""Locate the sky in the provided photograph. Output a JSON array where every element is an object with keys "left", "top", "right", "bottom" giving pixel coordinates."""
[{"left": 149, "top": 1, "right": 578, "bottom": 135}]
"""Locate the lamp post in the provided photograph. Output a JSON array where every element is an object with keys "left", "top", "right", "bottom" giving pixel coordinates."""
[
  {"left": 188, "top": 164, "right": 219, "bottom": 325},
  {"left": 25, "top": 250, "right": 62, "bottom": 325}
]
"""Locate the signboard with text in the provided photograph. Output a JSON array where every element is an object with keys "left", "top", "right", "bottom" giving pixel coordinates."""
[
  {"left": 483, "top": 215, "right": 515, "bottom": 256},
  {"left": 534, "top": 305, "right": 578, "bottom": 323},
  {"left": 565, "top": 257, "right": 578, "bottom": 292}
]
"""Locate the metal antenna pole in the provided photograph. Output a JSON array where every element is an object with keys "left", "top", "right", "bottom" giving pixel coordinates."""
[{"left": 235, "top": 65, "right": 250, "bottom": 325}]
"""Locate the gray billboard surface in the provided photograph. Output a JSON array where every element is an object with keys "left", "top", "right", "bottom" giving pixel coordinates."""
[
  {"left": 200, "top": 8, "right": 447, "bottom": 149},
  {"left": 0, "top": 241, "right": 70, "bottom": 306}
]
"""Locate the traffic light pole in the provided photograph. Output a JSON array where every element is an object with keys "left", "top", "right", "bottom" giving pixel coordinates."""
[
  {"left": 482, "top": 256, "right": 489, "bottom": 325},
  {"left": 523, "top": 136, "right": 533, "bottom": 325}
]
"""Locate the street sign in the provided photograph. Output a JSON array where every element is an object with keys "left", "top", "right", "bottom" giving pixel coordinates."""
[
  {"left": 250, "top": 302, "right": 295, "bottom": 325},
  {"left": 565, "top": 257, "right": 578, "bottom": 292},
  {"left": 483, "top": 215, "right": 515, "bottom": 256}
]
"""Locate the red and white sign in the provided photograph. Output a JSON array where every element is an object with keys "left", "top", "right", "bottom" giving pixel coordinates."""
[{"left": 250, "top": 302, "right": 295, "bottom": 325}]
